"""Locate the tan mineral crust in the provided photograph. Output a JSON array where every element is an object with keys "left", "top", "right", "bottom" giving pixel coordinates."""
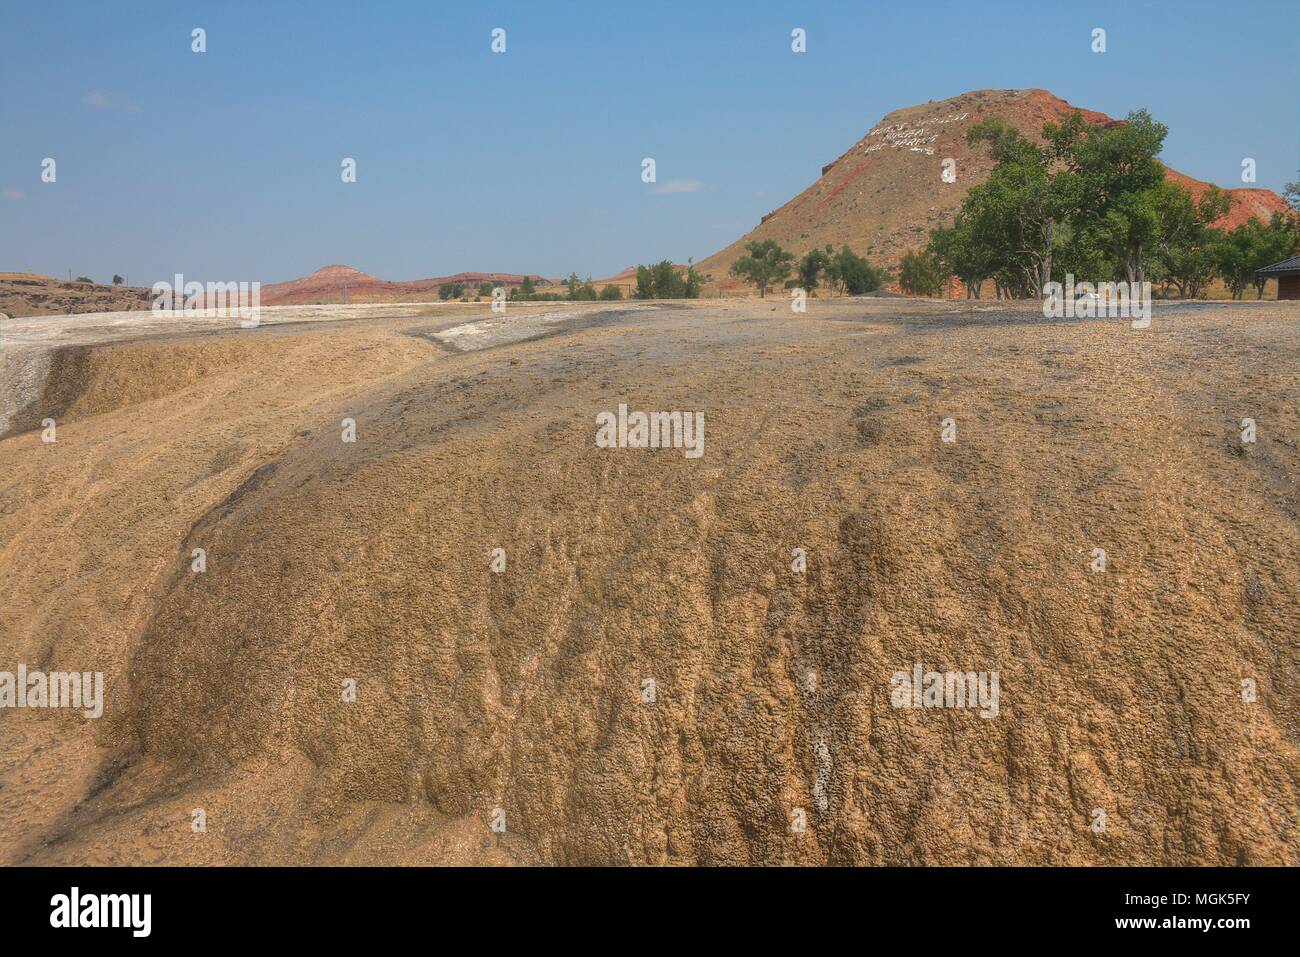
[{"left": 0, "top": 297, "right": 1296, "bottom": 865}]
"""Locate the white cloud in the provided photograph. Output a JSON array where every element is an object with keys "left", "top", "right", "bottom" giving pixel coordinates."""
[
  {"left": 653, "top": 179, "right": 704, "bottom": 195},
  {"left": 82, "top": 91, "right": 139, "bottom": 112}
]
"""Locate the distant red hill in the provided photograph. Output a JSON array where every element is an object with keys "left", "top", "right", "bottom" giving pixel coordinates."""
[
  {"left": 261, "top": 264, "right": 555, "bottom": 305},
  {"left": 1161, "top": 167, "right": 1291, "bottom": 230}
]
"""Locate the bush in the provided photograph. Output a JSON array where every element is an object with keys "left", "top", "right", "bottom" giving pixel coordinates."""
[
  {"left": 599, "top": 284, "right": 623, "bottom": 300},
  {"left": 898, "top": 250, "right": 948, "bottom": 297},
  {"left": 831, "top": 246, "right": 884, "bottom": 295},
  {"left": 563, "top": 273, "right": 599, "bottom": 301},
  {"left": 797, "top": 248, "right": 831, "bottom": 293}
]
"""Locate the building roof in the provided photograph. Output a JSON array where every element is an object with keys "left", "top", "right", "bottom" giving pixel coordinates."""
[{"left": 1255, "top": 255, "right": 1300, "bottom": 276}]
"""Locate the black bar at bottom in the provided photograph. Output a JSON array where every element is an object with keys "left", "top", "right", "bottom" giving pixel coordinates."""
[{"left": 0, "top": 865, "right": 1283, "bottom": 942}]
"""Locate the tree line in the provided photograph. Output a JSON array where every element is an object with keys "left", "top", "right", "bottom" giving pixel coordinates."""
[
  {"left": 728, "top": 240, "right": 885, "bottom": 297},
  {"left": 903, "top": 111, "right": 1300, "bottom": 300}
]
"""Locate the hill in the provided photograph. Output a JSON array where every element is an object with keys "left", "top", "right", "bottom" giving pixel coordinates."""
[
  {"left": 696, "top": 88, "right": 1292, "bottom": 292},
  {"left": 260, "top": 265, "right": 553, "bottom": 305},
  {"left": 0, "top": 273, "right": 153, "bottom": 318}
]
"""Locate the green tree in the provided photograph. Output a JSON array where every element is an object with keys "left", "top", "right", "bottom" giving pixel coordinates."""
[
  {"left": 1248, "top": 212, "right": 1300, "bottom": 298},
  {"left": 898, "top": 249, "right": 947, "bottom": 297},
  {"left": 797, "top": 248, "right": 831, "bottom": 293},
  {"left": 633, "top": 265, "right": 655, "bottom": 299},
  {"left": 960, "top": 115, "right": 1070, "bottom": 295},
  {"left": 938, "top": 108, "right": 1173, "bottom": 296},
  {"left": 599, "top": 284, "right": 623, "bottom": 300},
  {"left": 520, "top": 275, "right": 535, "bottom": 298},
  {"left": 1060, "top": 109, "right": 1170, "bottom": 286},
  {"left": 1147, "top": 183, "right": 1231, "bottom": 298},
  {"left": 112, "top": 274, "right": 124, "bottom": 286},
  {"left": 928, "top": 217, "right": 997, "bottom": 298},
  {"left": 682, "top": 259, "right": 709, "bottom": 298},
  {"left": 1212, "top": 218, "right": 1289, "bottom": 300},
  {"left": 631, "top": 260, "right": 702, "bottom": 299},
  {"left": 650, "top": 260, "right": 686, "bottom": 298},
  {"left": 1283, "top": 171, "right": 1299, "bottom": 213},
  {"left": 1214, "top": 224, "right": 1251, "bottom": 300},
  {"left": 570, "top": 275, "right": 599, "bottom": 301},
  {"left": 477, "top": 281, "right": 494, "bottom": 297},
  {"left": 729, "top": 239, "right": 794, "bottom": 297},
  {"left": 830, "top": 246, "right": 883, "bottom": 295}
]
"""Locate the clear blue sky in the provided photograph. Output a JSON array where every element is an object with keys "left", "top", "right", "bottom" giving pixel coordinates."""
[{"left": 1, "top": 0, "right": 1296, "bottom": 284}]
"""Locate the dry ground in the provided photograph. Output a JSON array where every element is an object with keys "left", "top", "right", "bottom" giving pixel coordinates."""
[{"left": 0, "top": 297, "right": 1296, "bottom": 865}]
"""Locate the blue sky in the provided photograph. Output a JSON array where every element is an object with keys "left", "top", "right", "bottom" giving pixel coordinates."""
[{"left": 1, "top": 0, "right": 1296, "bottom": 284}]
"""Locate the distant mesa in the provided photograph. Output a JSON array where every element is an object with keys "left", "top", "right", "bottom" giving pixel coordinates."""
[
  {"left": 0, "top": 272, "right": 152, "bottom": 319},
  {"left": 260, "top": 264, "right": 551, "bottom": 305},
  {"left": 0, "top": 264, "right": 559, "bottom": 316}
]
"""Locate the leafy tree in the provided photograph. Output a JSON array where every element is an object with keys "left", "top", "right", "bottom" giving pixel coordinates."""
[
  {"left": 564, "top": 272, "right": 602, "bottom": 300},
  {"left": 682, "top": 259, "right": 709, "bottom": 298},
  {"left": 1209, "top": 215, "right": 1297, "bottom": 300},
  {"left": 599, "top": 284, "right": 623, "bottom": 300},
  {"left": 1214, "top": 224, "right": 1255, "bottom": 300},
  {"left": 570, "top": 275, "right": 599, "bottom": 301},
  {"left": 1284, "top": 171, "right": 1300, "bottom": 213},
  {"left": 477, "top": 281, "right": 494, "bottom": 297},
  {"left": 898, "top": 249, "right": 948, "bottom": 297},
  {"left": 1157, "top": 234, "right": 1220, "bottom": 300},
  {"left": 1248, "top": 212, "right": 1300, "bottom": 298},
  {"left": 520, "top": 275, "right": 536, "bottom": 297},
  {"left": 1059, "top": 109, "right": 1169, "bottom": 286},
  {"left": 1047, "top": 219, "right": 1115, "bottom": 290},
  {"left": 1147, "top": 183, "right": 1231, "bottom": 298},
  {"left": 929, "top": 217, "right": 997, "bottom": 298},
  {"left": 438, "top": 282, "right": 466, "bottom": 300},
  {"left": 922, "top": 112, "right": 1095, "bottom": 297},
  {"left": 961, "top": 116, "right": 1068, "bottom": 295},
  {"left": 927, "top": 107, "right": 1179, "bottom": 298},
  {"left": 729, "top": 239, "right": 794, "bottom": 297},
  {"left": 634, "top": 263, "right": 676, "bottom": 298},
  {"left": 797, "top": 247, "right": 831, "bottom": 293},
  {"left": 112, "top": 274, "right": 124, "bottom": 286},
  {"left": 831, "top": 246, "right": 884, "bottom": 294},
  {"left": 650, "top": 261, "right": 686, "bottom": 298},
  {"left": 634, "top": 265, "right": 655, "bottom": 299},
  {"left": 631, "top": 260, "right": 704, "bottom": 299},
  {"left": 814, "top": 244, "right": 840, "bottom": 294}
]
